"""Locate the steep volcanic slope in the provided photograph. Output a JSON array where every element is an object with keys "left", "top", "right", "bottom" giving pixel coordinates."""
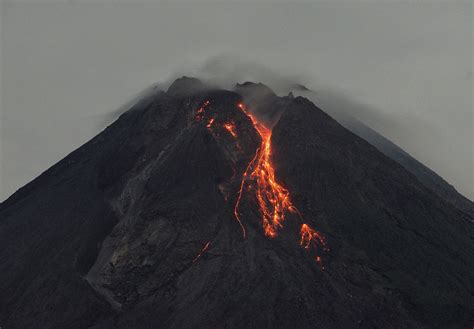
[
  {"left": 289, "top": 86, "right": 474, "bottom": 217},
  {"left": 270, "top": 96, "right": 474, "bottom": 328},
  {"left": 0, "top": 78, "right": 473, "bottom": 329},
  {"left": 339, "top": 117, "right": 474, "bottom": 217}
]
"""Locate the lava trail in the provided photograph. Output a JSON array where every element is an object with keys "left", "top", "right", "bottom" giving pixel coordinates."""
[
  {"left": 193, "top": 241, "right": 211, "bottom": 263},
  {"left": 194, "top": 100, "right": 328, "bottom": 262},
  {"left": 236, "top": 103, "right": 295, "bottom": 238},
  {"left": 234, "top": 103, "right": 328, "bottom": 260},
  {"left": 300, "top": 224, "right": 328, "bottom": 263}
]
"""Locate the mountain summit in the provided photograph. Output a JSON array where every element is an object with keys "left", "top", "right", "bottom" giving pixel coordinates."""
[{"left": 1, "top": 78, "right": 473, "bottom": 329}]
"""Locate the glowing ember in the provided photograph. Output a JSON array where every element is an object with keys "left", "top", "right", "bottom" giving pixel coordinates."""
[
  {"left": 235, "top": 103, "right": 297, "bottom": 238},
  {"left": 195, "top": 100, "right": 210, "bottom": 122},
  {"left": 300, "top": 224, "right": 327, "bottom": 249},
  {"left": 300, "top": 224, "right": 328, "bottom": 263},
  {"left": 223, "top": 122, "right": 238, "bottom": 138},
  {"left": 192, "top": 241, "right": 211, "bottom": 263},
  {"left": 206, "top": 118, "right": 215, "bottom": 128}
]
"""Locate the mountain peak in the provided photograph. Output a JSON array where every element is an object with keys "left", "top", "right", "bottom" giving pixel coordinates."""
[
  {"left": 234, "top": 81, "right": 276, "bottom": 100},
  {"left": 167, "top": 76, "right": 206, "bottom": 96}
]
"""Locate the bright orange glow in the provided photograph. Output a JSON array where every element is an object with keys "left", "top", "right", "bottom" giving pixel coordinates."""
[
  {"left": 236, "top": 102, "right": 328, "bottom": 264},
  {"left": 236, "top": 103, "right": 296, "bottom": 238},
  {"left": 224, "top": 122, "right": 238, "bottom": 138},
  {"left": 195, "top": 100, "right": 210, "bottom": 122},
  {"left": 206, "top": 118, "right": 215, "bottom": 128},
  {"left": 234, "top": 148, "right": 259, "bottom": 238},
  {"left": 300, "top": 223, "right": 328, "bottom": 253},
  {"left": 196, "top": 101, "right": 328, "bottom": 264},
  {"left": 192, "top": 241, "right": 211, "bottom": 263}
]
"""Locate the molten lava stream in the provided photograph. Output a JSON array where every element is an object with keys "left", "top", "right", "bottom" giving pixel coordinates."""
[
  {"left": 234, "top": 103, "right": 328, "bottom": 262},
  {"left": 192, "top": 241, "right": 211, "bottom": 263},
  {"left": 223, "top": 122, "right": 238, "bottom": 138},
  {"left": 300, "top": 224, "right": 328, "bottom": 263},
  {"left": 251, "top": 126, "right": 290, "bottom": 236},
  {"left": 195, "top": 100, "right": 327, "bottom": 262},
  {"left": 235, "top": 103, "right": 297, "bottom": 237}
]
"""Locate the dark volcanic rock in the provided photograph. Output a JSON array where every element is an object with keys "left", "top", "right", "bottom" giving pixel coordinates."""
[
  {"left": 167, "top": 76, "right": 207, "bottom": 96},
  {"left": 235, "top": 81, "right": 276, "bottom": 100},
  {"left": 290, "top": 86, "right": 474, "bottom": 217},
  {"left": 339, "top": 117, "right": 474, "bottom": 217},
  {"left": 271, "top": 96, "right": 474, "bottom": 328},
  {"left": 0, "top": 79, "right": 473, "bottom": 329}
]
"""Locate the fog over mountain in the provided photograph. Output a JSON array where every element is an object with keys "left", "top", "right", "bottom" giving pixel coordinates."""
[{"left": 1, "top": 1, "right": 472, "bottom": 201}]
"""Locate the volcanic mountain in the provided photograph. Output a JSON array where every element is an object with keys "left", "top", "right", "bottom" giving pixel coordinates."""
[
  {"left": 0, "top": 77, "right": 473, "bottom": 329},
  {"left": 287, "top": 85, "right": 474, "bottom": 217}
]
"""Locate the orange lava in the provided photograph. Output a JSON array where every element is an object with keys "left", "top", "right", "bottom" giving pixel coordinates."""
[
  {"left": 206, "top": 118, "right": 215, "bottom": 128},
  {"left": 195, "top": 101, "right": 328, "bottom": 264},
  {"left": 235, "top": 103, "right": 328, "bottom": 263},
  {"left": 224, "top": 122, "right": 238, "bottom": 138},
  {"left": 300, "top": 224, "right": 328, "bottom": 263},
  {"left": 236, "top": 103, "right": 298, "bottom": 238},
  {"left": 195, "top": 100, "right": 210, "bottom": 122},
  {"left": 234, "top": 148, "right": 260, "bottom": 238},
  {"left": 192, "top": 241, "right": 211, "bottom": 263},
  {"left": 300, "top": 224, "right": 327, "bottom": 250}
]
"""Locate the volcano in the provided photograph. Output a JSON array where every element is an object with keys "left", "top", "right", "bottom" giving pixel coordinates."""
[{"left": 0, "top": 77, "right": 473, "bottom": 329}]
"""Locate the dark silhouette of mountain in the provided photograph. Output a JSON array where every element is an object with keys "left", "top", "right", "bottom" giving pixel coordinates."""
[{"left": 0, "top": 78, "right": 472, "bottom": 329}]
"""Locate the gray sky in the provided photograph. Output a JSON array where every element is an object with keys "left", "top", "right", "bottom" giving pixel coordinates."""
[{"left": 1, "top": 1, "right": 472, "bottom": 201}]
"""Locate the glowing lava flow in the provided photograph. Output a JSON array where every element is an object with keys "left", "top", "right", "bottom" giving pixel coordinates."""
[
  {"left": 223, "top": 122, "right": 238, "bottom": 138},
  {"left": 194, "top": 100, "right": 328, "bottom": 262},
  {"left": 195, "top": 100, "right": 210, "bottom": 122},
  {"left": 300, "top": 224, "right": 328, "bottom": 263},
  {"left": 206, "top": 118, "right": 215, "bottom": 128},
  {"left": 235, "top": 103, "right": 328, "bottom": 260},
  {"left": 236, "top": 103, "right": 298, "bottom": 237},
  {"left": 192, "top": 241, "right": 211, "bottom": 263},
  {"left": 233, "top": 149, "right": 260, "bottom": 238}
]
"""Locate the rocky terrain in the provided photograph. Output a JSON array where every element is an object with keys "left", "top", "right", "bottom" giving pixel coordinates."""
[{"left": 0, "top": 77, "right": 472, "bottom": 329}]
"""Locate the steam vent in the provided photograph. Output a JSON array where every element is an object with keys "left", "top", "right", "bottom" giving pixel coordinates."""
[{"left": 0, "top": 77, "right": 473, "bottom": 329}]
